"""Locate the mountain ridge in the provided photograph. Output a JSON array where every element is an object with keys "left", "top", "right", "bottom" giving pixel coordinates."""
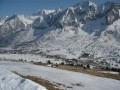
[{"left": 0, "top": 1, "right": 120, "bottom": 61}]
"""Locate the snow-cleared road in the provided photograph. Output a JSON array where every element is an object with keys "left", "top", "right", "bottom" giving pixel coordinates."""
[{"left": 0, "top": 61, "right": 120, "bottom": 90}]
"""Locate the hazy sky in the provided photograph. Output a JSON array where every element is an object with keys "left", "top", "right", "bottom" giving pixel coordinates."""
[{"left": 0, "top": 0, "right": 119, "bottom": 16}]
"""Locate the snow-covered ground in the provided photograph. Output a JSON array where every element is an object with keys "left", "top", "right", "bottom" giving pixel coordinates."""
[
  {"left": 0, "top": 53, "right": 120, "bottom": 69},
  {"left": 0, "top": 54, "right": 62, "bottom": 63},
  {"left": 0, "top": 61, "right": 120, "bottom": 90},
  {"left": 0, "top": 69, "right": 47, "bottom": 90},
  {"left": 99, "top": 71, "right": 119, "bottom": 75}
]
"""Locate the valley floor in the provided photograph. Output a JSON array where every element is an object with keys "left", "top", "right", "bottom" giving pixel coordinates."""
[{"left": 0, "top": 61, "right": 120, "bottom": 90}]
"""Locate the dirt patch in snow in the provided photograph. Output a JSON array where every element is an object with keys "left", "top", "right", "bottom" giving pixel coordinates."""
[{"left": 13, "top": 71, "right": 63, "bottom": 90}]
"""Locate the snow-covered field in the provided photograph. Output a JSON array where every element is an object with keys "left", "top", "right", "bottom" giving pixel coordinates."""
[
  {"left": 0, "top": 54, "right": 62, "bottom": 63},
  {"left": 0, "top": 61, "right": 120, "bottom": 90},
  {"left": 0, "top": 53, "right": 120, "bottom": 69},
  {"left": 0, "top": 69, "right": 47, "bottom": 90}
]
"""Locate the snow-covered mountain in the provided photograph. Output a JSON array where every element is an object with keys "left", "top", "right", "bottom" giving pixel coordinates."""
[
  {"left": 0, "top": 1, "right": 120, "bottom": 60},
  {"left": 33, "top": 9, "right": 56, "bottom": 16}
]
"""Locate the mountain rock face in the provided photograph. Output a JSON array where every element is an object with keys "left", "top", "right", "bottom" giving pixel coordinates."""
[{"left": 0, "top": 1, "right": 120, "bottom": 60}]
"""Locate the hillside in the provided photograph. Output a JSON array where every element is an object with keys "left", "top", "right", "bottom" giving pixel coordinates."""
[{"left": 0, "top": 1, "right": 120, "bottom": 67}]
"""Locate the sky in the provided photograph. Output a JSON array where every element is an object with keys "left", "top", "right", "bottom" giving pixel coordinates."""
[{"left": 0, "top": 0, "right": 119, "bottom": 16}]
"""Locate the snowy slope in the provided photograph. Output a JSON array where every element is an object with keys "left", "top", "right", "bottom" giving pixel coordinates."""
[
  {"left": 0, "top": 16, "right": 8, "bottom": 25},
  {"left": 0, "top": 61, "right": 120, "bottom": 90},
  {"left": 0, "top": 1, "right": 120, "bottom": 64},
  {"left": 0, "top": 69, "right": 47, "bottom": 90}
]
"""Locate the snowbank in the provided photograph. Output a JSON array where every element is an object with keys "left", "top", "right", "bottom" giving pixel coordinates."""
[{"left": 0, "top": 69, "right": 47, "bottom": 90}]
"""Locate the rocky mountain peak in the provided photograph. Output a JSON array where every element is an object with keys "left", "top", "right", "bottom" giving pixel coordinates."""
[
  {"left": 33, "top": 9, "right": 56, "bottom": 16},
  {"left": 0, "top": 0, "right": 120, "bottom": 59}
]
